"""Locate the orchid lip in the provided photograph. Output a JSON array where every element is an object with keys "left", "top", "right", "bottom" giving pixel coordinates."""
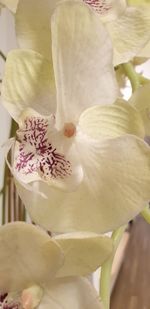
[
  {"left": 15, "top": 115, "right": 72, "bottom": 181},
  {"left": 0, "top": 292, "right": 21, "bottom": 309}
]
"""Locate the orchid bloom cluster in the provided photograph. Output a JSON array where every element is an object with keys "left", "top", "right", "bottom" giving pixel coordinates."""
[{"left": 0, "top": 0, "right": 150, "bottom": 308}]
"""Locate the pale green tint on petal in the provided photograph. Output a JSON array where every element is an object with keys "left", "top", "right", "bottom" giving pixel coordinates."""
[
  {"left": 78, "top": 99, "right": 145, "bottom": 139},
  {"left": 51, "top": 1, "right": 119, "bottom": 128},
  {"left": 15, "top": 0, "right": 58, "bottom": 60},
  {"left": 129, "top": 83, "right": 150, "bottom": 136},
  {"left": 1, "top": 50, "right": 55, "bottom": 122},
  {"left": 0, "top": 0, "right": 18, "bottom": 12},
  {"left": 0, "top": 222, "right": 63, "bottom": 292},
  {"left": 38, "top": 277, "right": 102, "bottom": 309},
  {"left": 106, "top": 6, "right": 150, "bottom": 65},
  {"left": 54, "top": 232, "right": 113, "bottom": 277},
  {"left": 15, "top": 136, "right": 150, "bottom": 233},
  {"left": 84, "top": 0, "right": 127, "bottom": 22}
]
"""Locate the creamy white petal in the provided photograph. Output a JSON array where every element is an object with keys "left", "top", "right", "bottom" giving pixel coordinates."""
[
  {"left": 15, "top": 0, "right": 58, "bottom": 60},
  {"left": 54, "top": 232, "right": 113, "bottom": 277},
  {"left": 0, "top": 222, "right": 63, "bottom": 292},
  {"left": 138, "top": 40, "right": 150, "bottom": 57},
  {"left": 129, "top": 83, "right": 150, "bottom": 136},
  {"left": 15, "top": 135, "right": 150, "bottom": 233},
  {"left": 106, "top": 6, "right": 150, "bottom": 65},
  {"left": 0, "top": 0, "right": 18, "bottom": 12},
  {"left": 51, "top": 0, "right": 118, "bottom": 128},
  {"left": 1, "top": 50, "right": 56, "bottom": 122},
  {"left": 38, "top": 277, "right": 102, "bottom": 309},
  {"left": 78, "top": 99, "right": 145, "bottom": 139}
]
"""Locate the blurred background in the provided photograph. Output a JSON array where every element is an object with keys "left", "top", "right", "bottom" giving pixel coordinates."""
[{"left": 0, "top": 8, "right": 150, "bottom": 309}]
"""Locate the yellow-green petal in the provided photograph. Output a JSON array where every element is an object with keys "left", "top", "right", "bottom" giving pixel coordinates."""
[
  {"left": 15, "top": 0, "right": 58, "bottom": 60},
  {"left": 78, "top": 99, "right": 145, "bottom": 139},
  {"left": 0, "top": 222, "right": 63, "bottom": 292},
  {"left": 1, "top": 49, "right": 55, "bottom": 122},
  {"left": 129, "top": 83, "right": 150, "bottom": 136},
  {"left": 106, "top": 6, "right": 150, "bottom": 65},
  {"left": 54, "top": 232, "right": 113, "bottom": 277}
]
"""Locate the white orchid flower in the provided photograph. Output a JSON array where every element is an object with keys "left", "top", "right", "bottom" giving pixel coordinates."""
[
  {"left": 14, "top": 0, "right": 150, "bottom": 66},
  {"left": 2, "top": 1, "right": 150, "bottom": 234},
  {"left": 0, "top": 0, "right": 18, "bottom": 12},
  {"left": 83, "top": 0, "right": 150, "bottom": 65},
  {"left": 0, "top": 222, "right": 113, "bottom": 308}
]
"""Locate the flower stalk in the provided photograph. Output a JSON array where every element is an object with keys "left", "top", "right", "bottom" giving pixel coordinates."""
[
  {"left": 100, "top": 225, "right": 126, "bottom": 309},
  {"left": 122, "top": 62, "right": 140, "bottom": 92},
  {"left": 141, "top": 206, "right": 150, "bottom": 224}
]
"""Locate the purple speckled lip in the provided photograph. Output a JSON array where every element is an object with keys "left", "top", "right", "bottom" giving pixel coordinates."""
[
  {"left": 0, "top": 293, "right": 20, "bottom": 309},
  {"left": 84, "top": 0, "right": 112, "bottom": 14},
  {"left": 15, "top": 116, "right": 72, "bottom": 180}
]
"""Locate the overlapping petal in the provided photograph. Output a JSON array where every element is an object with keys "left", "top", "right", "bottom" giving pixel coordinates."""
[
  {"left": 0, "top": 222, "right": 63, "bottom": 292},
  {"left": 15, "top": 133, "right": 150, "bottom": 233},
  {"left": 39, "top": 277, "right": 102, "bottom": 309},
  {"left": 78, "top": 99, "right": 145, "bottom": 139},
  {"left": 129, "top": 83, "right": 150, "bottom": 136},
  {"left": 2, "top": 50, "right": 56, "bottom": 122},
  {"left": 106, "top": 6, "right": 150, "bottom": 65},
  {"left": 54, "top": 232, "right": 113, "bottom": 277},
  {"left": 0, "top": 222, "right": 113, "bottom": 308},
  {"left": 51, "top": 1, "right": 118, "bottom": 128},
  {"left": 15, "top": 0, "right": 57, "bottom": 60}
]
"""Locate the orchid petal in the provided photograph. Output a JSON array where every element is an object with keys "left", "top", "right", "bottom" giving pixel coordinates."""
[
  {"left": 38, "top": 277, "right": 102, "bottom": 309},
  {"left": 129, "top": 83, "right": 150, "bottom": 136},
  {"left": 1, "top": 50, "right": 55, "bottom": 122},
  {"left": 138, "top": 41, "right": 150, "bottom": 57},
  {"left": 51, "top": 0, "right": 119, "bottom": 128},
  {"left": 106, "top": 6, "right": 150, "bottom": 65},
  {"left": 0, "top": 222, "right": 63, "bottom": 292},
  {"left": 84, "top": 0, "right": 127, "bottom": 22},
  {"left": 15, "top": 135, "right": 150, "bottom": 233},
  {"left": 78, "top": 99, "right": 145, "bottom": 139},
  {"left": 15, "top": 0, "right": 57, "bottom": 60},
  {"left": 0, "top": 0, "right": 18, "bottom": 12},
  {"left": 54, "top": 232, "right": 113, "bottom": 277}
]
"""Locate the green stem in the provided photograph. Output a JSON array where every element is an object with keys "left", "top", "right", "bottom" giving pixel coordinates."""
[
  {"left": 2, "top": 119, "right": 18, "bottom": 224},
  {"left": 0, "top": 50, "right": 6, "bottom": 62},
  {"left": 122, "top": 63, "right": 140, "bottom": 92},
  {"left": 141, "top": 206, "right": 150, "bottom": 224},
  {"left": 100, "top": 225, "right": 126, "bottom": 309}
]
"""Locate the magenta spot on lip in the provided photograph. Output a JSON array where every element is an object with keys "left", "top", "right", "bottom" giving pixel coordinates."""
[
  {"left": 84, "top": 0, "right": 112, "bottom": 14},
  {"left": 0, "top": 292, "right": 20, "bottom": 309},
  {"left": 15, "top": 116, "right": 72, "bottom": 180}
]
